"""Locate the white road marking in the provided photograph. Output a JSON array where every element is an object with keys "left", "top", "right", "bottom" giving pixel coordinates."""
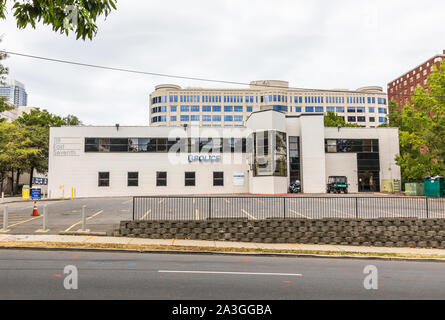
[
  {"left": 158, "top": 270, "right": 302, "bottom": 276},
  {"left": 241, "top": 209, "right": 257, "bottom": 220},
  {"left": 64, "top": 210, "right": 104, "bottom": 232}
]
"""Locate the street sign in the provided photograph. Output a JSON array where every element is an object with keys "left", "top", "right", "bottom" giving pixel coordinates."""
[{"left": 31, "top": 188, "right": 42, "bottom": 200}]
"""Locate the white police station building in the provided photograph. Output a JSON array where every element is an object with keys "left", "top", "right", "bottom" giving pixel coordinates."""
[{"left": 48, "top": 110, "right": 401, "bottom": 197}]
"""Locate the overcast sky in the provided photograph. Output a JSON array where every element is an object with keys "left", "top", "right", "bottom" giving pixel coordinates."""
[{"left": 1, "top": 0, "right": 444, "bottom": 125}]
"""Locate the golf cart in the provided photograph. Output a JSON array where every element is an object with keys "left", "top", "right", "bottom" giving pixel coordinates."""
[
  {"left": 327, "top": 176, "right": 348, "bottom": 194},
  {"left": 289, "top": 180, "right": 302, "bottom": 193}
]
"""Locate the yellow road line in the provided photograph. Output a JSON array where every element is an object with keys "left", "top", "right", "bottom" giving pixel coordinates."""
[
  {"left": 7, "top": 215, "right": 42, "bottom": 228},
  {"left": 241, "top": 209, "right": 257, "bottom": 220},
  {"left": 195, "top": 209, "right": 199, "bottom": 220},
  {"left": 159, "top": 198, "right": 166, "bottom": 204},
  {"left": 193, "top": 198, "right": 196, "bottom": 204},
  {"left": 289, "top": 209, "right": 311, "bottom": 219},
  {"left": 333, "top": 209, "right": 355, "bottom": 218},
  {"left": 64, "top": 210, "right": 104, "bottom": 232},
  {"left": 121, "top": 199, "right": 132, "bottom": 204},
  {"left": 223, "top": 198, "right": 230, "bottom": 204},
  {"left": 141, "top": 209, "right": 152, "bottom": 220}
]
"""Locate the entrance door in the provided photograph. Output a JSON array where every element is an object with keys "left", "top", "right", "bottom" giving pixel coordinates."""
[{"left": 358, "top": 171, "right": 377, "bottom": 192}]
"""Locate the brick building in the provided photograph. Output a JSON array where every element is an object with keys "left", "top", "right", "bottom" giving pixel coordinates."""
[{"left": 388, "top": 50, "right": 445, "bottom": 110}]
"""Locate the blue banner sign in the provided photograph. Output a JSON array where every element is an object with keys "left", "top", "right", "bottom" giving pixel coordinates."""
[
  {"left": 188, "top": 155, "right": 221, "bottom": 163},
  {"left": 31, "top": 188, "right": 42, "bottom": 200}
]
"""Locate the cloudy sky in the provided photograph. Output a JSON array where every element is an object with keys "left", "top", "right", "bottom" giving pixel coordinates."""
[{"left": 1, "top": 0, "right": 444, "bottom": 125}]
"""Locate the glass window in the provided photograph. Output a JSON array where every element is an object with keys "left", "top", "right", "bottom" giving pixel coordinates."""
[
  {"left": 110, "top": 138, "right": 129, "bottom": 152},
  {"left": 379, "top": 117, "right": 387, "bottom": 123},
  {"left": 326, "top": 107, "right": 335, "bottom": 112},
  {"left": 180, "top": 115, "right": 189, "bottom": 122},
  {"left": 369, "top": 117, "right": 375, "bottom": 122},
  {"left": 156, "top": 172, "right": 167, "bottom": 187},
  {"left": 224, "top": 115, "right": 233, "bottom": 122},
  {"left": 191, "top": 115, "right": 200, "bottom": 122},
  {"left": 127, "top": 172, "right": 138, "bottom": 187},
  {"left": 246, "top": 106, "right": 253, "bottom": 112},
  {"left": 224, "top": 106, "right": 233, "bottom": 112},
  {"left": 348, "top": 116, "right": 356, "bottom": 122},
  {"left": 191, "top": 106, "right": 200, "bottom": 112},
  {"left": 185, "top": 172, "right": 195, "bottom": 186},
  {"left": 234, "top": 115, "right": 243, "bottom": 122},
  {"left": 368, "top": 107, "right": 375, "bottom": 113},
  {"left": 315, "top": 107, "right": 324, "bottom": 112},
  {"left": 326, "top": 139, "right": 337, "bottom": 153},
  {"left": 234, "top": 106, "right": 243, "bottom": 112},
  {"left": 171, "top": 106, "right": 177, "bottom": 112},
  {"left": 347, "top": 107, "right": 356, "bottom": 113},
  {"left": 202, "top": 106, "right": 211, "bottom": 112},
  {"left": 295, "top": 107, "right": 302, "bottom": 112},
  {"left": 180, "top": 106, "right": 189, "bottom": 112},
  {"left": 357, "top": 107, "right": 365, "bottom": 113},
  {"left": 213, "top": 115, "right": 221, "bottom": 122},
  {"left": 170, "top": 116, "right": 177, "bottom": 122},
  {"left": 357, "top": 116, "right": 366, "bottom": 122},
  {"left": 305, "top": 107, "right": 314, "bottom": 112},
  {"left": 98, "top": 172, "right": 109, "bottom": 187},
  {"left": 85, "top": 138, "right": 99, "bottom": 152},
  {"left": 202, "top": 115, "right": 211, "bottom": 122},
  {"left": 213, "top": 172, "right": 224, "bottom": 186},
  {"left": 336, "top": 107, "right": 344, "bottom": 113},
  {"left": 378, "top": 108, "right": 387, "bottom": 114},
  {"left": 212, "top": 106, "right": 221, "bottom": 112}
]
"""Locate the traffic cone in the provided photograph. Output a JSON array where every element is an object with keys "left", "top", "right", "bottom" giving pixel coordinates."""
[{"left": 31, "top": 201, "right": 39, "bottom": 216}]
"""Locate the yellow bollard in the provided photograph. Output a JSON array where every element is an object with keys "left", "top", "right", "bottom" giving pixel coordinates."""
[{"left": 71, "top": 187, "right": 74, "bottom": 200}]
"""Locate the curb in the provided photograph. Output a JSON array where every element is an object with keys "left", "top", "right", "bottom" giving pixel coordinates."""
[{"left": 1, "top": 244, "right": 445, "bottom": 263}]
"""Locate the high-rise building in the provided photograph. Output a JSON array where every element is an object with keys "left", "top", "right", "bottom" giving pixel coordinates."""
[
  {"left": 0, "top": 79, "right": 28, "bottom": 106},
  {"left": 149, "top": 80, "right": 389, "bottom": 128},
  {"left": 388, "top": 50, "right": 445, "bottom": 110}
]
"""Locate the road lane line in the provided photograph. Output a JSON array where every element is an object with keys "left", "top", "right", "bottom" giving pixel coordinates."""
[
  {"left": 6, "top": 215, "right": 42, "bottom": 228},
  {"left": 332, "top": 209, "right": 355, "bottom": 218},
  {"left": 241, "top": 209, "right": 257, "bottom": 220},
  {"left": 289, "top": 209, "right": 310, "bottom": 219},
  {"left": 159, "top": 198, "right": 166, "bottom": 204},
  {"left": 158, "top": 270, "right": 302, "bottom": 277},
  {"left": 195, "top": 209, "right": 199, "bottom": 220},
  {"left": 121, "top": 199, "right": 132, "bottom": 204},
  {"left": 140, "top": 209, "right": 152, "bottom": 220},
  {"left": 63, "top": 210, "right": 104, "bottom": 232},
  {"left": 193, "top": 198, "right": 196, "bottom": 204}
]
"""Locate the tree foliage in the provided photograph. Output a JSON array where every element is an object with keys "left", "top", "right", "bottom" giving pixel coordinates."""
[
  {"left": 324, "top": 111, "right": 360, "bottom": 127},
  {"left": 388, "top": 60, "right": 445, "bottom": 180},
  {"left": 0, "top": 0, "right": 117, "bottom": 40}
]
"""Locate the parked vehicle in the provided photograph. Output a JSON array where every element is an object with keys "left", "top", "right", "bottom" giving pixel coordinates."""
[
  {"left": 289, "top": 180, "right": 301, "bottom": 193},
  {"left": 327, "top": 176, "right": 348, "bottom": 194}
]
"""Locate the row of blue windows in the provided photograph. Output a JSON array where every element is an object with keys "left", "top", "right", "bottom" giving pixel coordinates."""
[
  {"left": 152, "top": 106, "right": 167, "bottom": 113},
  {"left": 173, "top": 115, "right": 244, "bottom": 122},
  {"left": 152, "top": 116, "right": 166, "bottom": 123},
  {"left": 286, "top": 106, "right": 388, "bottom": 114},
  {"left": 172, "top": 106, "right": 253, "bottom": 113},
  {"left": 156, "top": 95, "right": 387, "bottom": 106}
]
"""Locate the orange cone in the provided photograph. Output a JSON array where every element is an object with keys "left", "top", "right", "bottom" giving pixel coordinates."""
[{"left": 31, "top": 201, "right": 39, "bottom": 216}]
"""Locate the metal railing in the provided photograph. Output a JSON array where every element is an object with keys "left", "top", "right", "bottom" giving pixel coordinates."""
[{"left": 132, "top": 196, "right": 445, "bottom": 221}]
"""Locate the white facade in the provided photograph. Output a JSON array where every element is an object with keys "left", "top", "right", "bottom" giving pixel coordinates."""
[
  {"left": 149, "top": 80, "right": 389, "bottom": 128},
  {"left": 48, "top": 111, "right": 400, "bottom": 198}
]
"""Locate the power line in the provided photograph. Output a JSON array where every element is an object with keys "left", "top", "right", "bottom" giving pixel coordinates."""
[{"left": 2, "top": 50, "right": 445, "bottom": 99}]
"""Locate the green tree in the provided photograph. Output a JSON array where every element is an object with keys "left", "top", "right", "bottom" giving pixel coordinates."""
[
  {"left": 388, "top": 60, "right": 445, "bottom": 180},
  {"left": 0, "top": 0, "right": 117, "bottom": 40},
  {"left": 14, "top": 108, "right": 82, "bottom": 186},
  {"left": 0, "top": 121, "right": 39, "bottom": 194},
  {"left": 324, "top": 111, "right": 360, "bottom": 127}
]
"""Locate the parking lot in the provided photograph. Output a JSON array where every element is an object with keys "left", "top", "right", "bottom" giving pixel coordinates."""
[
  {"left": 0, "top": 197, "right": 133, "bottom": 235},
  {"left": 1, "top": 194, "right": 444, "bottom": 235}
]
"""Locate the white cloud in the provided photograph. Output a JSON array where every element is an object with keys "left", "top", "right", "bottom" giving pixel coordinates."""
[{"left": 0, "top": 0, "right": 444, "bottom": 125}]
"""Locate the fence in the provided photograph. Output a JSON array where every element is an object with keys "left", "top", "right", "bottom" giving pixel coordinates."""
[{"left": 133, "top": 196, "right": 445, "bottom": 221}]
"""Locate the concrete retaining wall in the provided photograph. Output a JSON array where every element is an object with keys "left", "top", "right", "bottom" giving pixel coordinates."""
[{"left": 117, "top": 218, "right": 445, "bottom": 249}]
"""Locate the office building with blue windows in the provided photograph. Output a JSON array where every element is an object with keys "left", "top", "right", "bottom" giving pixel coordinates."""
[
  {"left": 0, "top": 79, "right": 28, "bottom": 106},
  {"left": 149, "top": 80, "right": 388, "bottom": 128}
]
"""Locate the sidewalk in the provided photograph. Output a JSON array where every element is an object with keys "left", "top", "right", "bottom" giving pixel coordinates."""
[{"left": 1, "top": 234, "right": 445, "bottom": 261}]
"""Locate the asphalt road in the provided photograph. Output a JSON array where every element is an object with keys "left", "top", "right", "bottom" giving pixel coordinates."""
[{"left": 1, "top": 249, "right": 445, "bottom": 300}]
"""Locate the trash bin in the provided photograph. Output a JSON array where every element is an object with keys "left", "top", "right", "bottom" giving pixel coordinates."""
[
  {"left": 424, "top": 176, "right": 445, "bottom": 198},
  {"left": 22, "top": 185, "right": 30, "bottom": 200}
]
